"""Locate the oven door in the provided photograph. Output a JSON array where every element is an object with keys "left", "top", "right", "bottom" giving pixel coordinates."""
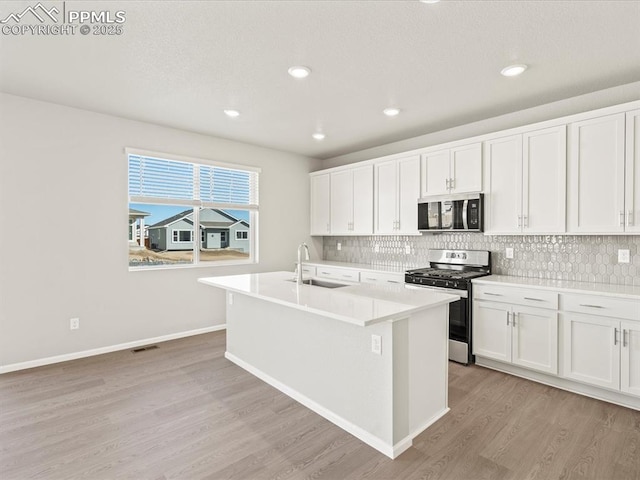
[{"left": 404, "top": 284, "right": 470, "bottom": 364}]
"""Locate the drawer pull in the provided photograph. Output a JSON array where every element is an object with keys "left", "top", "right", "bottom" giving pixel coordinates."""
[
  {"left": 614, "top": 328, "right": 619, "bottom": 346},
  {"left": 365, "top": 277, "right": 377, "bottom": 281},
  {"left": 485, "top": 292, "right": 503, "bottom": 297},
  {"left": 387, "top": 280, "right": 400, "bottom": 284},
  {"left": 506, "top": 311, "right": 510, "bottom": 326},
  {"left": 623, "top": 329, "right": 629, "bottom": 347},
  {"left": 579, "top": 304, "right": 605, "bottom": 309},
  {"left": 524, "top": 297, "right": 544, "bottom": 302}
]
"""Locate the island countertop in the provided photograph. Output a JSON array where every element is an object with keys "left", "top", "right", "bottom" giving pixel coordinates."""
[{"left": 198, "top": 271, "right": 459, "bottom": 327}]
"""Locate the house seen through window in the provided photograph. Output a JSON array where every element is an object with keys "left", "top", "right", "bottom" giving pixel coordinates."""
[{"left": 127, "top": 150, "right": 259, "bottom": 268}]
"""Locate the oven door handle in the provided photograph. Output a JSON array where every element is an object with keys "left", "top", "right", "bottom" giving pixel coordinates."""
[
  {"left": 404, "top": 283, "right": 468, "bottom": 298},
  {"left": 462, "top": 199, "right": 469, "bottom": 230}
]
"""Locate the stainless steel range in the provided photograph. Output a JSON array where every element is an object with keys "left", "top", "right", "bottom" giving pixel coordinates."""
[{"left": 405, "top": 249, "right": 491, "bottom": 365}]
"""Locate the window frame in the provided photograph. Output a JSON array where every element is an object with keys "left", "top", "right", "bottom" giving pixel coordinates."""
[
  {"left": 235, "top": 230, "right": 249, "bottom": 241},
  {"left": 127, "top": 148, "right": 260, "bottom": 271},
  {"left": 172, "top": 229, "right": 194, "bottom": 243}
]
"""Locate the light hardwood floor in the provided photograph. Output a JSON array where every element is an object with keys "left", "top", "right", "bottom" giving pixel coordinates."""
[{"left": 1, "top": 331, "right": 638, "bottom": 480}]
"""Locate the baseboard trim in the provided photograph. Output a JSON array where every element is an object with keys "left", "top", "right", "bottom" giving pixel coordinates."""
[
  {"left": 0, "top": 325, "right": 226, "bottom": 374},
  {"left": 225, "top": 350, "right": 431, "bottom": 459}
]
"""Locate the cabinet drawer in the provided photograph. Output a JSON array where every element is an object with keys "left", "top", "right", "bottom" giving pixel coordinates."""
[
  {"left": 360, "top": 271, "right": 404, "bottom": 285},
  {"left": 315, "top": 267, "right": 360, "bottom": 282},
  {"left": 474, "top": 285, "right": 558, "bottom": 309},
  {"left": 300, "top": 265, "right": 316, "bottom": 276},
  {"left": 562, "top": 294, "right": 640, "bottom": 321}
]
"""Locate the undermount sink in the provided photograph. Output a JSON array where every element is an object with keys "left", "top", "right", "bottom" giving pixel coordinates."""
[{"left": 288, "top": 278, "right": 348, "bottom": 289}]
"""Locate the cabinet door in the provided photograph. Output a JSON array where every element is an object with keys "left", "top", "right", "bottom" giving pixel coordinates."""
[
  {"left": 351, "top": 165, "right": 374, "bottom": 235},
  {"left": 523, "top": 126, "right": 566, "bottom": 233},
  {"left": 511, "top": 306, "right": 558, "bottom": 374},
  {"left": 374, "top": 159, "right": 398, "bottom": 234},
  {"left": 330, "top": 170, "right": 353, "bottom": 235},
  {"left": 421, "top": 149, "right": 450, "bottom": 196},
  {"left": 621, "top": 321, "right": 640, "bottom": 397},
  {"left": 625, "top": 109, "right": 640, "bottom": 233},
  {"left": 483, "top": 135, "right": 523, "bottom": 233},
  {"left": 473, "top": 301, "right": 511, "bottom": 363},
  {"left": 450, "top": 143, "right": 482, "bottom": 193},
  {"left": 567, "top": 113, "right": 626, "bottom": 233},
  {"left": 397, "top": 155, "right": 421, "bottom": 234},
  {"left": 310, "top": 173, "right": 331, "bottom": 235},
  {"left": 562, "top": 313, "right": 620, "bottom": 390}
]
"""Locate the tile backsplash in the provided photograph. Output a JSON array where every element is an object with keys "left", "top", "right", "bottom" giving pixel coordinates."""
[{"left": 323, "top": 234, "right": 640, "bottom": 286}]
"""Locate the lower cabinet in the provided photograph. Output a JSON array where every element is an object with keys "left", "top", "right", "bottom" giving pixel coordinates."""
[
  {"left": 473, "top": 300, "right": 558, "bottom": 375},
  {"left": 562, "top": 313, "right": 640, "bottom": 396}
]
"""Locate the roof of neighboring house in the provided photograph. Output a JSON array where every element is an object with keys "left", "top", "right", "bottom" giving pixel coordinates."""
[
  {"left": 129, "top": 208, "right": 150, "bottom": 218},
  {"left": 149, "top": 209, "right": 193, "bottom": 228}
]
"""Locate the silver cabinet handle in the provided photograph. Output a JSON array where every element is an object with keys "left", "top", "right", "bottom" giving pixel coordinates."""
[
  {"left": 506, "top": 311, "right": 510, "bottom": 326},
  {"left": 517, "top": 215, "right": 522, "bottom": 227},
  {"left": 449, "top": 178, "right": 455, "bottom": 190},
  {"left": 623, "top": 329, "right": 628, "bottom": 347},
  {"left": 628, "top": 210, "right": 634, "bottom": 227},
  {"left": 445, "top": 178, "right": 450, "bottom": 190},
  {"left": 512, "top": 312, "right": 517, "bottom": 327},
  {"left": 523, "top": 215, "right": 528, "bottom": 228},
  {"left": 485, "top": 292, "right": 503, "bottom": 296},
  {"left": 524, "top": 297, "right": 544, "bottom": 302},
  {"left": 620, "top": 211, "right": 625, "bottom": 227},
  {"left": 614, "top": 328, "right": 619, "bottom": 346},
  {"left": 579, "top": 304, "right": 605, "bottom": 309}
]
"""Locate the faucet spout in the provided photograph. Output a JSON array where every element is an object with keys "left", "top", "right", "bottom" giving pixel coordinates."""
[{"left": 296, "top": 243, "right": 310, "bottom": 284}]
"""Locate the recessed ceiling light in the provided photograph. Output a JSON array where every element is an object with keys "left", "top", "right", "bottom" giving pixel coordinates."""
[
  {"left": 500, "top": 64, "right": 528, "bottom": 77},
  {"left": 419, "top": 0, "right": 441, "bottom": 4},
  {"left": 224, "top": 109, "right": 240, "bottom": 118},
  {"left": 312, "top": 132, "right": 326, "bottom": 141},
  {"left": 288, "top": 66, "right": 311, "bottom": 79},
  {"left": 383, "top": 107, "right": 401, "bottom": 117}
]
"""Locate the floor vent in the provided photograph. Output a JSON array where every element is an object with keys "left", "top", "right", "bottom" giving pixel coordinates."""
[{"left": 131, "top": 345, "right": 159, "bottom": 353}]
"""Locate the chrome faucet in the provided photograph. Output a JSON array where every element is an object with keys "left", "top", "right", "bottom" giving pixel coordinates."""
[{"left": 296, "top": 242, "right": 310, "bottom": 284}]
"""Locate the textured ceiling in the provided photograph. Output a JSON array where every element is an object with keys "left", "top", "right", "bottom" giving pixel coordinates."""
[{"left": 1, "top": 0, "right": 639, "bottom": 159}]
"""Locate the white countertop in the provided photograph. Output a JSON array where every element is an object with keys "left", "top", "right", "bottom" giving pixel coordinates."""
[
  {"left": 198, "top": 271, "right": 459, "bottom": 326},
  {"left": 473, "top": 275, "right": 640, "bottom": 300}
]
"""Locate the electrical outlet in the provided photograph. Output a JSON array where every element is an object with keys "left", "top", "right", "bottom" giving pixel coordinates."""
[
  {"left": 405, "top": 244, "right": 411, "bottom": 254},
  {"left": 337, "top": 242, "right": 341, "bottom": 251},
  {"left": 374, "top": 244, "right": 380, "bottom": 253},
  {"left": 506, "top": 247, "right": 514, "bottom": 259},
  {"left": 371, "top": 334, "right": 382, "bottom": 355},
  {"left": 70, "top": 318, "right": 80, "bottom": 330},
  {"left": 618, "top": 249, "right": 630, "bottom": 263}
]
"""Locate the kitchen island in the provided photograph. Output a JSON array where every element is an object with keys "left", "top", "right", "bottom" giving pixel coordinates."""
[{"left": 198, "top": 271, "right": 458, "bottom": 458}]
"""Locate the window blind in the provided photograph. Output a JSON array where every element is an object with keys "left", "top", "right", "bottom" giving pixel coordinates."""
[{"left": 128, "top": 152, "right": 259, "bottom": 209}]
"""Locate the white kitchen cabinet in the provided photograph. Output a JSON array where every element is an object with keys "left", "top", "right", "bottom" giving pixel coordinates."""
[
  {"left": 625, "top": 109, "right": 640, "bottom": 233},
  {"left": 484, "top": 125, "right": 566, "bottom": 234},
  {"left": 330, "top": 165, "right": 373, "bottom": 235},
  {"left": 561, "top": 293, "right": 640, "bottom": 396},
  {"left": 621, "top": 321, "right": 640, "bottom": 396},
  {"left": 359, "top": 271, "right": 404, "bottom": 286},
  {"left": 567, "top": 113, "right": 626, "bottom": 233},
  {"left": 473, "top": 285, "right": 558, "bottom": 375},
  {"left": 374, "top": 155, "right": 420, "bottom": 235},
  {"left": 421, "top": 142, "right": 482, "bottom": 197},
  {"left": 310, "top": 173, "right": 331, "bottom": 236}
]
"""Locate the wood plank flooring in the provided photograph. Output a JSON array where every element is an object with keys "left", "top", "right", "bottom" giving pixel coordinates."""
[{"left": 1, "top": 331, "right": 638, "bottom": 480}]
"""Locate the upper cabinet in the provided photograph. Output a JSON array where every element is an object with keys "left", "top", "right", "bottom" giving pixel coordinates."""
[
  {"left": 567, "top": 113, "right": 626, "bottom": 233},
  {"left": 330, "top": 165, "right": 373, "bottom": 235},
  {"left": 310, "top": 172, "right": 331, "bottom": 236},
  {"left": 374, "top": 155, "right": 421, "bottom": 235},
  {"left": 625, "top": 109, "right": 640, "bottom": 233},
  {"left": 421, "top": 142, "right": 482, "bottom": 197},
  {"left": 484, "top": 125, "right": 566, "bottom": 234}
]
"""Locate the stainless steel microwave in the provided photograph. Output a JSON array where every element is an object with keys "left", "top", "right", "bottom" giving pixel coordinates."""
[{"left": 418, "top": 193, "right": 484, "bottom": 232}]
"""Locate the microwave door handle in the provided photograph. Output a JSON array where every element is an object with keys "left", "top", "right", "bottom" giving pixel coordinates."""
[{"left": 462, "top": 199, "right": 468, "bottom": 229}]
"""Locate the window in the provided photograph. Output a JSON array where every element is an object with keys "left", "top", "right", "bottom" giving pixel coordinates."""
[
  {"left": 172, "top": 229, "right": 193, "bottom": 243},
  {"left": 128, "top": 149, "right": 259, "bottom": 269}
]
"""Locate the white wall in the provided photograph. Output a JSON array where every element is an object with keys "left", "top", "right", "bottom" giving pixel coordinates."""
[
  {"left": 322, "top": 82, "right": 640, "bottom": 168},
  {"left": 0, "top": 93, "right": 321, "bottom": 369}
]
